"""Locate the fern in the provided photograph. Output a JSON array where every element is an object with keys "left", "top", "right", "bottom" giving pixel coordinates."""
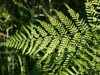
[
  {"left": 53, "top": 9, "right": 78, "bottom": 34},
  {"left": 1, "top": 0, "right": 100, "bottom": 75}
]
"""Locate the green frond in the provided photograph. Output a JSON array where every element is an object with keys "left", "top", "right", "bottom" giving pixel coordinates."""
[
  {"left": 26, "top": 24, "right": 40, "bottom": 38},
  {"left": 19, "top": 39, "right": 26, "bottom": 49},
  {"left": 53, "top": 9, "right": 78, "bottom": 34},
  {"left": 55, "top": 36, "right": 70, "bottom": 64},
  {"left": 1, "top": 1, "right": 100, "bottom": 74},
  {"left": 22, "top": 25, "right": 32, "bottom": 39},
  {"left": 30, "top": 23, "right": 47, "bottom": 37},
  {"left": 28, "top": 37, "right": 43, "bottom": 55},
  {"left": 65, "top": 4, "right": 90, "bottom": 33},
  {"left": 36, "top": 20, "right": 58, "bottom": 36},
  {"left": 32, "top": 36, "right": 51, "bottom": 56},
  {"left": 40, "top": 37, "right": 59, "bottom": 62},
  {"left": 25, "top": 38, "right": 35, "bottom": 54},
  {"left": 22, "top": 39, "right": 30, "bottom": 54},
  {"left": 44, "top": 12, "right": 66, "bottom": 35}
]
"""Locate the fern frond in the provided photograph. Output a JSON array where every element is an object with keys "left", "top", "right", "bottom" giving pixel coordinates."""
[
  {"left": 55, "top": 36, "right": 70, "bottom": 64},
  {"left": 40, "top": 37, "right": 59, "bottom": 62},
  {"left": 22, "top": 39, "right": 30, "bottom": 54},
  {"left": 28, "top": 37, "right": 42, "bottom": 55},
  {"left": 53, "top": 9, "right": 78, "bottom": 34},
  {"left": 25, "top": 24, "right": 39, "bottom": 38},
  {"left": 65, "top": 4, "right": 90, "bottom": 33},
  {"left": 22, "top": 25, "right": 32, "bottom": 39},
  {"left": 32, "top": 36, "right": 51, "bottom": 56},
  {"left": 25, "top": 38, "right": 35, "bottom": 54},
  {"left": 85, "top": 1, "right": 100, "bottom": 32},
  {"left": 1, "top": 1, "right": 100, "bottom": 74},
  {"left": 36, "top": 20, "right": 58, "bottom": 36},
  {"left": 44, "top": 12, "right": 66, "bottom": 35}
]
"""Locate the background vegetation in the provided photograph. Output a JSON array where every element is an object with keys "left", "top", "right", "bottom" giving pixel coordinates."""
[{"left": 0, "top": 0, "right": 100, "bottom": 75}]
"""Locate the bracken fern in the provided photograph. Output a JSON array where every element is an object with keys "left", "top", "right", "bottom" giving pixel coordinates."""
[{"left": 1, "top": 0, "right": 100, "bottom": 75}]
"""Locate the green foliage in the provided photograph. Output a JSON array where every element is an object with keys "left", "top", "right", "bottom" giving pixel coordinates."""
[{"left": 1, "top": 0, "right": 100, "bottom": 75}]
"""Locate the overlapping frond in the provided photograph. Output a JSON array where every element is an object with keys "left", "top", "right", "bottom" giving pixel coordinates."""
[
  {"left": 65, "top": 4, "right": 90, "bottom": 33},
  {"left": 1, "top": 1, "right": 100, "bottom": 74},
  {"left": 53, "top": 9, "right": 78, "bottom": 34}
]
